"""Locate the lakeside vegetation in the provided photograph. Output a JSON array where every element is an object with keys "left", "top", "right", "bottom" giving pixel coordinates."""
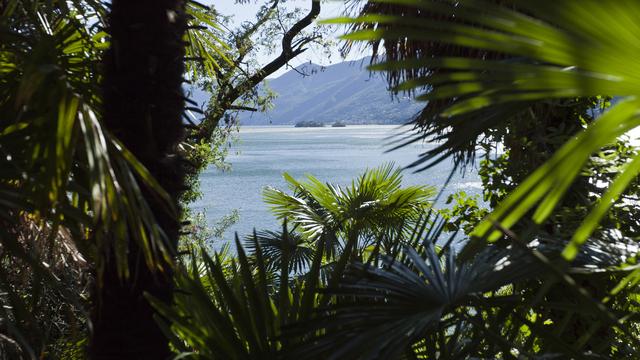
[{"left": 2, "top": 1, "right": 640, "bottom": 359}]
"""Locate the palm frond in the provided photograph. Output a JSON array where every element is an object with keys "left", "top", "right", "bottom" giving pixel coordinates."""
[
  {"left": 0, "top": 1, "right": 174, "bottom": 277},
  {"left": 264, "top": 163, "right": 434, "bottom": 251},
  {"left": 292, "top": 232, "right": 640, "bottom": 359},
  {"left": 149, "top": 231, "right": 330, "bottom": 359},
  {"left": 244, "top": 228, "right": 314, "bottom": 275},
  {"left": 184, "top": 1, "right": 232, "bottom": 81},
  {"left": 328, "top": 0, "right": 640, "bottom": 260}
]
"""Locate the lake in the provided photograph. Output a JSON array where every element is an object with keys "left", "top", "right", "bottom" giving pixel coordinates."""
[{"left": 192, "top": 125, "right": 482, "bottom": 246}]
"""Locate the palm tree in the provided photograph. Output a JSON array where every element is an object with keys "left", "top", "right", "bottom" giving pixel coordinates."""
[
  {"left": 0, "top": 1, "right": 173, "bottom": 357},
  {"left": 245, "top": 228, "right": 314, "bottom": 275},
  {"left": 150, "top": 237, "right": 289, "bottom": 359},
  {"left": 97, "top": 1, "right": 640, "bottom": 357},
  {"left": 263, "top": 163, "right": 434, "bottom": 264},
  {"left": 0, "top": 0, "right": 227, "bottom": 357},
  {"left": 153, "top": 210, "right": 640, "bottom": 358},
  {"left": 88, "top": 0, "right": 189, "bottom": 358}
]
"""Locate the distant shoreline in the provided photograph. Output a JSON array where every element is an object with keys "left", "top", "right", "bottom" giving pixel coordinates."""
[
  {"left": 237, "top": 124, "right": 407, "bottom": 128},
  {"left": 235, "top": 124, "right": 407, "bottom": 135}
]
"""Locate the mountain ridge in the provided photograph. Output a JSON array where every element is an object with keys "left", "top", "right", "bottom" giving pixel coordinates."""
[{"left": 190, "top": 57, "right": 423, "bottom": 125}]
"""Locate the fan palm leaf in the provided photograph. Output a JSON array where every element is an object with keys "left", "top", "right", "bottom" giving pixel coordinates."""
[
  {"left": 0, "top": 0, "right": 174, "bottom": 278},
  {"left": 264, "top": 163, "right": 434, "bottom": 255},
  {"left": 294, "top": 233, "right": 640, "bottom": 359},
  {"left": 149, "top": 231, "right": 329, "bottom": 359},
  {"left": 244, "top": 228, "right": 314, "bottom": 275},
  {"left": 184, "top": 2, "right": 232, "bottom": 81},
  {"left": 325, "top": 0, "right": 640, "bottom": 262}
]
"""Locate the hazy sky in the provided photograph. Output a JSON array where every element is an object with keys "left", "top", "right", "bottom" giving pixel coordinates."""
[
  {"left": 205, "top": 1, "right": 366, "bottom": 77},
  {"left": 212, "top": 0, "right": 348, "bottom": 23}
]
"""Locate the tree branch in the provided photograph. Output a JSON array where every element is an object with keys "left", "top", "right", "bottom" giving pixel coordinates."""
[
  {"left": 228, "top": 105, "right": 258, "bottom": 112},
  {"left": 198, "top": 0, "right": 321, "bottom": 138}
]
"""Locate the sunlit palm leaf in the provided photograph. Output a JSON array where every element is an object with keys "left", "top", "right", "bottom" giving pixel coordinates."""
[
  {"left": 184, "top": 1, "right": 232, "bottom": 81},
  {"left": 264, "top": 163, "right": 434, "bottom": 249},
  {"left": 327, "top": 0, "right": 640, "bottom": 261},
  {"left": 0, "top": 2, "right": 176, "bottom": 276},
  {"left": 292, "top": 241, "right": 538, "bottom": 359}
]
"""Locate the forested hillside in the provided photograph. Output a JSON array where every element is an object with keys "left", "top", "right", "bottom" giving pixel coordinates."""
[{"left": 192, "top": 58, "right": 423, "bottom": 125}]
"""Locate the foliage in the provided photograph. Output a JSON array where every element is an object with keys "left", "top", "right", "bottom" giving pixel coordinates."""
[
  {"left": 197, "top": 0, "right": 332, "bottom": 133},
  {"left": 157, "top": 210, "right": 640, "bottom": 359},
  {"left": 308, "top": 0, "right": 640, "bottom": 357},
  {"left": 329, "top": 0, "right": 640, "bottom": 261},
  {"left": 294, "top": 230, "right": 640, "bottom": 359},
  {"left": 263, "top": 163, "right": 434, "bottom": 264},
  {"left": 0, "top": 0, "right": 227, "bottom": 356},
  {"left": 441, "top": 97, "right": 640, "bottom": 239},
  {"left": 179, "top": 210, "right": 240, "bottom": 251},
  {"left": 440, "top": 191, "right": 487, "bottom": 234},
  {"left": 180, "top": 127, "right": 238, "bottom": 206},
  {"left": 6, "top": 0, "right": 640, "bottom": 358},
  {"left": 153, "top": 165, "right": 436, "bottom": 358},
  {"left": 0, "top": 0, "right": 330, "bottom": 354},
  {"left": 150, "top": 230, "right": 325, "bottom": 359},
  {"left": 0, "top": 217, "right": 89, "bottom": 359},
  {"left": 245, "top": 228, "right": 313, "bottom": 274},
  {"left": 0, "top": 2, "right": 155, "bottom": 355},
  {"left": 149, "top": 1, "right": 640, "bottom": 358},
  {"left": 178, "top": 0, "right": 332, "bottom": 211}
]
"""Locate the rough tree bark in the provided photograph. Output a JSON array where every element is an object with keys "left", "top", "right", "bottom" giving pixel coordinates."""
[{"left": 90, "top": 0, "right": 186, "bottom": 358}]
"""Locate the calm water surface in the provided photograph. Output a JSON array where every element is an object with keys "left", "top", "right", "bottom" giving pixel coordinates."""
[{"left": 193, "top": 125, "right": 482, "bottom": 246}]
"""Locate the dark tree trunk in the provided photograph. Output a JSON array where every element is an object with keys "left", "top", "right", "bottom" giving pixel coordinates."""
[{"left": 90, "top": 0, "right": 186, "bottom": 358}]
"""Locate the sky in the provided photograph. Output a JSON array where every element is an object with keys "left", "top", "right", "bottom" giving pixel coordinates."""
[{"left": 205, "top": 1, "right": 366, "bottom": 77}]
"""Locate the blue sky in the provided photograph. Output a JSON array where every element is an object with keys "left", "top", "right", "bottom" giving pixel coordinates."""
[{"left": 205, "top": 1, "right": 366, "bottom": 77}]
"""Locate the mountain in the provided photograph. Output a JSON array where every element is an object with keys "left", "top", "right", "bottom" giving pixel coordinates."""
[{"left": 189, "top": 58, "right": 424, "bottom": 125}]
